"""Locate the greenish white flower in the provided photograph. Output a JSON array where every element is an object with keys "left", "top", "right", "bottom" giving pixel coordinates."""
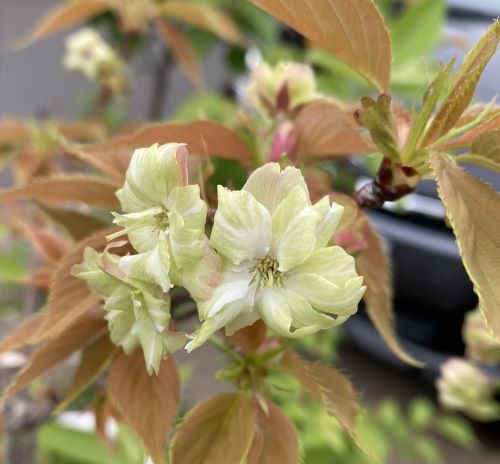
[
  {"left": 463, "top": 308, "right": 500, "bottom": 365},
  {"left": 111, "top": 142, "right": 218, "bottom": 300},
  {"left": 63, "top": 28, "right": 125, "bottom": 93},
  {"left": 437, "top": 358, "right": 500, "bottom": 422},
  {"left": 247, "top": 61, "right": 317, "bottom": 116},
  {"left": 73, "top": 247, "right": 185, "bottom": 375},
  {"left": 186, "top": 163, "right": 365, "bottom": 351}
]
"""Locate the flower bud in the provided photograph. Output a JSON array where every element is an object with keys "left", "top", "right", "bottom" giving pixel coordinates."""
[
  {"left": 463, "top": 308, "right": 500, "bottom": 365},
  {"left": 247, "top": 62, "right": 316, "bottom": 116},
  {"left": 63, "top": 28, "right": 126, "bottom": 95},
  {"left": 436, "top": 358, "right": 500, "bottom": 421}
]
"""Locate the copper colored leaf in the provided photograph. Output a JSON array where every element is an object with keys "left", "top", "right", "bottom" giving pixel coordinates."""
[
  {"left": 56, "top": 120, "right": 106, "bottom": 142},
  {"left": 250, "top": 0, "right": 391, "bottom": 91},
  {"left": 0, "top": 118, "right": 28, "bottom": 145},
  {"left": 226, "top": 320, "right": 267, "bottom": 353},
  {"left": 14, "top": 0, "right": 111, "bottom": 49},
  {"left": 156, "top": 18, "right": 203, "bottom": 89},
  {"left": 423, "top": 20, "right": 500, "bottom": 144},
  {"left": 40, "top": 206, "right": 108, "bottom": 242},
  {"left": 0, "top": 175, "right": 121, "bottom": 208},
  {"left": 55, "top": 333, "right": 116, "bottom": 413},
  {"left": 295, "top": 101, "right": 375, "bottom": 158},
  {"left": 431, "top": 152, "right": 500, "bottom": 341},
  {"left": 455, "top": 129, "right": 500, "bottom": 172},
  {"left": 20, "top": 224, "right": 69, "bottom": 265},
  {"left": 33, "top": 228, "right": 117, "bottom": 342},
  {"left": 2, "top": 309, "right": 106, "bottom": 402},
  {"left": 159, "top": 1, "right": 243, "bottom": 44},
  {"left": 0, "top": 313, "right": 44, "bottom": 356},
  {"left": 83, "top": 121, "right": 251, "bottom": 164},
  {"left": 282, "top": 350, "right": 359, "bottom": 431},
  {"left": 247, "top": 399, "right": 299, "bottom": 464},
  {"left": 170, "top": 392, "right": 256, "bottom": 464},
  {"left": 356, "top": 213, "right": 422, "bottom": 366},
  {"left": 108, "top": 351, "right": 180, "bottom": 464}
]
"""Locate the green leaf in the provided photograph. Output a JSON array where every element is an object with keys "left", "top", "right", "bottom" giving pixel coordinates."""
[
  {"left": 423, "top": 20, "right": 500, "bottom": 145},
  {"left": 431, "top": 153, "right": 500, "bottom": 342},
  {"left": 435, "top": 416, "right": 479, "bottom": 449},
  {"left": 456, "top": 129, "right": 500, "bottom": 172},
  {"left": 402, "top": 59, "right": 455, "bottom": 164},
  {"left": 408, "top": 397, "right": 435, "bottom": 428},
  {"left": 391, "top": 0, "right": 445, "bottom": 65},
  {"left": 412, "top": 437, "right": 442, "bottom": 464},
  {"left": 354, "top": 94, "right": 400, "bottom": 162},
  {"left": 39, "top": 422, "right": 122, "bottom": 464}
]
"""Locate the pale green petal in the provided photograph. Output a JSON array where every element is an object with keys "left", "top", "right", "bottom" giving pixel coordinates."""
[
  {"left": 280, "top": 288, "right": 341, "bottom": 331},
  {"left": 289, "top": 246, "right": 359, "bottom": 286},
  {"left": 210, "top": 186, "right": 272, "bottom": 265},
  {"left": 171, "top": 242, "right": 221, "bottom": 301},
  {"left": 271, "top": 185, "right": 321, "bottom": 271},
  {"left": 167, "top": 185, "right": 207, "bottom": 230},
  {"left": 197, "top": 267, "right": 254, "bottom": 320},
  {"left": 243, "top": 163, "right": 309, "bottom": 215},
  {"left": 111, "top": 207, "right": 163, "bottom": 252},
  {"left": 117, "top": 143, "right": 186, "bottom": 212},
  {"left": 224, "top": 312, "right": 260, "bottom": 336},
  {"left": 132, "top": 309, "right": 165, "bottom": 375},
  {"left": 168, "top": 211, "right": 205, "bottom": 266},
  {"left": 119, "top": 232, "right": 172, "bottom": 292},
  {"left": 255, "top": 288, "right": 293, "bottom": 337},
  {"left": 105, "top": 309, "right": 140, "bottom": 354},
  {"left": 312, "top": 196, "right": 344, "bottom": 249},
  {"left": 286, "top": 273, "right": 364, "bottom": 316},
  {"left": 71, "top": 247, "right": 122, "bottom": 298}
]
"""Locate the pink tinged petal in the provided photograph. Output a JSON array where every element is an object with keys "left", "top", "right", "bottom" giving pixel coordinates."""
[{"left": 210, "top": 186, "right": 272, "bottom": 265}]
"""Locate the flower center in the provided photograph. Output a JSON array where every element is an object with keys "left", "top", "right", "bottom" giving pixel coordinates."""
[
  {"left": 252, "top": 256, "right": 284, "bottom": 288},
  {"left": 155, "top": 210, "right": 169, "bottom": 230}
]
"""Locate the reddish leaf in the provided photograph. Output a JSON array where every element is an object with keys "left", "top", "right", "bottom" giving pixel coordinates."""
[
  {"left": 295, "top": 101, "right": 375, "bottom": 159},
  {"left": 226, "top": 320, "right": 267, "bottom": 353},
  {"left": 108, "top": 351, "right": 180, "bottom": 464},
  {"left": 170, "top": 392, "right": 256, "bottom": 464},
  {"left": 431, "top": 152, "right": 500, "bottom": 341},
  {"left": 0, "top": 313, "right": 44, "bottom": 356},
  {"left": 159, "top": 1, "right": 243, "bottom": 44},
  {"left": 82, "top": 121, "right": 251, "bottom": 164},
  {"left": 156, "top": 19, "right": 203, "bottom": 89},
  {"left": 55, "top": 333, "right": 117, "bottom": 413},
  {"left": 14, "top": 0, "right": 111, "bottom": 49},
  {"left": 356, "top": 213, "right": 422, "bottom": 366},
  {"left": 19, "top": 223, "right": 70, "bottom": 265},
  {"left": 248, "top": 399, "right": 299, "bottom": 464},
  {"left": 39, "top": 205, "right": 108, "bottom": 242},
  {"left": 250, "top": 0, "right": 392, "bottom": 91},
  {"left": 33, "top": 228, "right": 118, "bottom": 342},
  {"left": 0, "top": 118, "right": 28, "bottom": 145},
  {"left": 2, "top": 309, "right": 106, "bottom": 402},
  {"left": 0, "top": 175, "right": 121, "bottom": 208}
]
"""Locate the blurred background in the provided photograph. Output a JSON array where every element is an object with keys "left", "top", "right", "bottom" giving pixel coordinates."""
[{"left": 1, "top": 1, "right": 500, "bottom": 463}]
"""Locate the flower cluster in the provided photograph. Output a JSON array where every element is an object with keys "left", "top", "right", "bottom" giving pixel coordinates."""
[
  {"left": 75, "top": 143, "right": 365, "bottom": 373},
  {"left": 63, "top": 28, "right": 127, "bottom": 95}
]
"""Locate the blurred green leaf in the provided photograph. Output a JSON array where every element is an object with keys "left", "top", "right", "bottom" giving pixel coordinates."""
[
  {"left": 408, "top": 397, "right": 435, "bottom": 428},
  {"left": 435, "top": 416, "right": 480, "bottom": 449},
  {"left": 391, "top": 0, "right": 445, "bottom": 65}
]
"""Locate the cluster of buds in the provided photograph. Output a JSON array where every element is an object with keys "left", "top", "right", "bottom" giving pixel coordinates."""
[
  {"left": 63, "top": 28, "right": 127, "bottom": 96},
  {"left": 247, "top": 61, "right": 317, "bottom": 118},
  {"left": 75, "top": 142, "right": 365, "bottom": 373},
  {"left": 436, "top": 358, "right": 500, "bottom": 421}
]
